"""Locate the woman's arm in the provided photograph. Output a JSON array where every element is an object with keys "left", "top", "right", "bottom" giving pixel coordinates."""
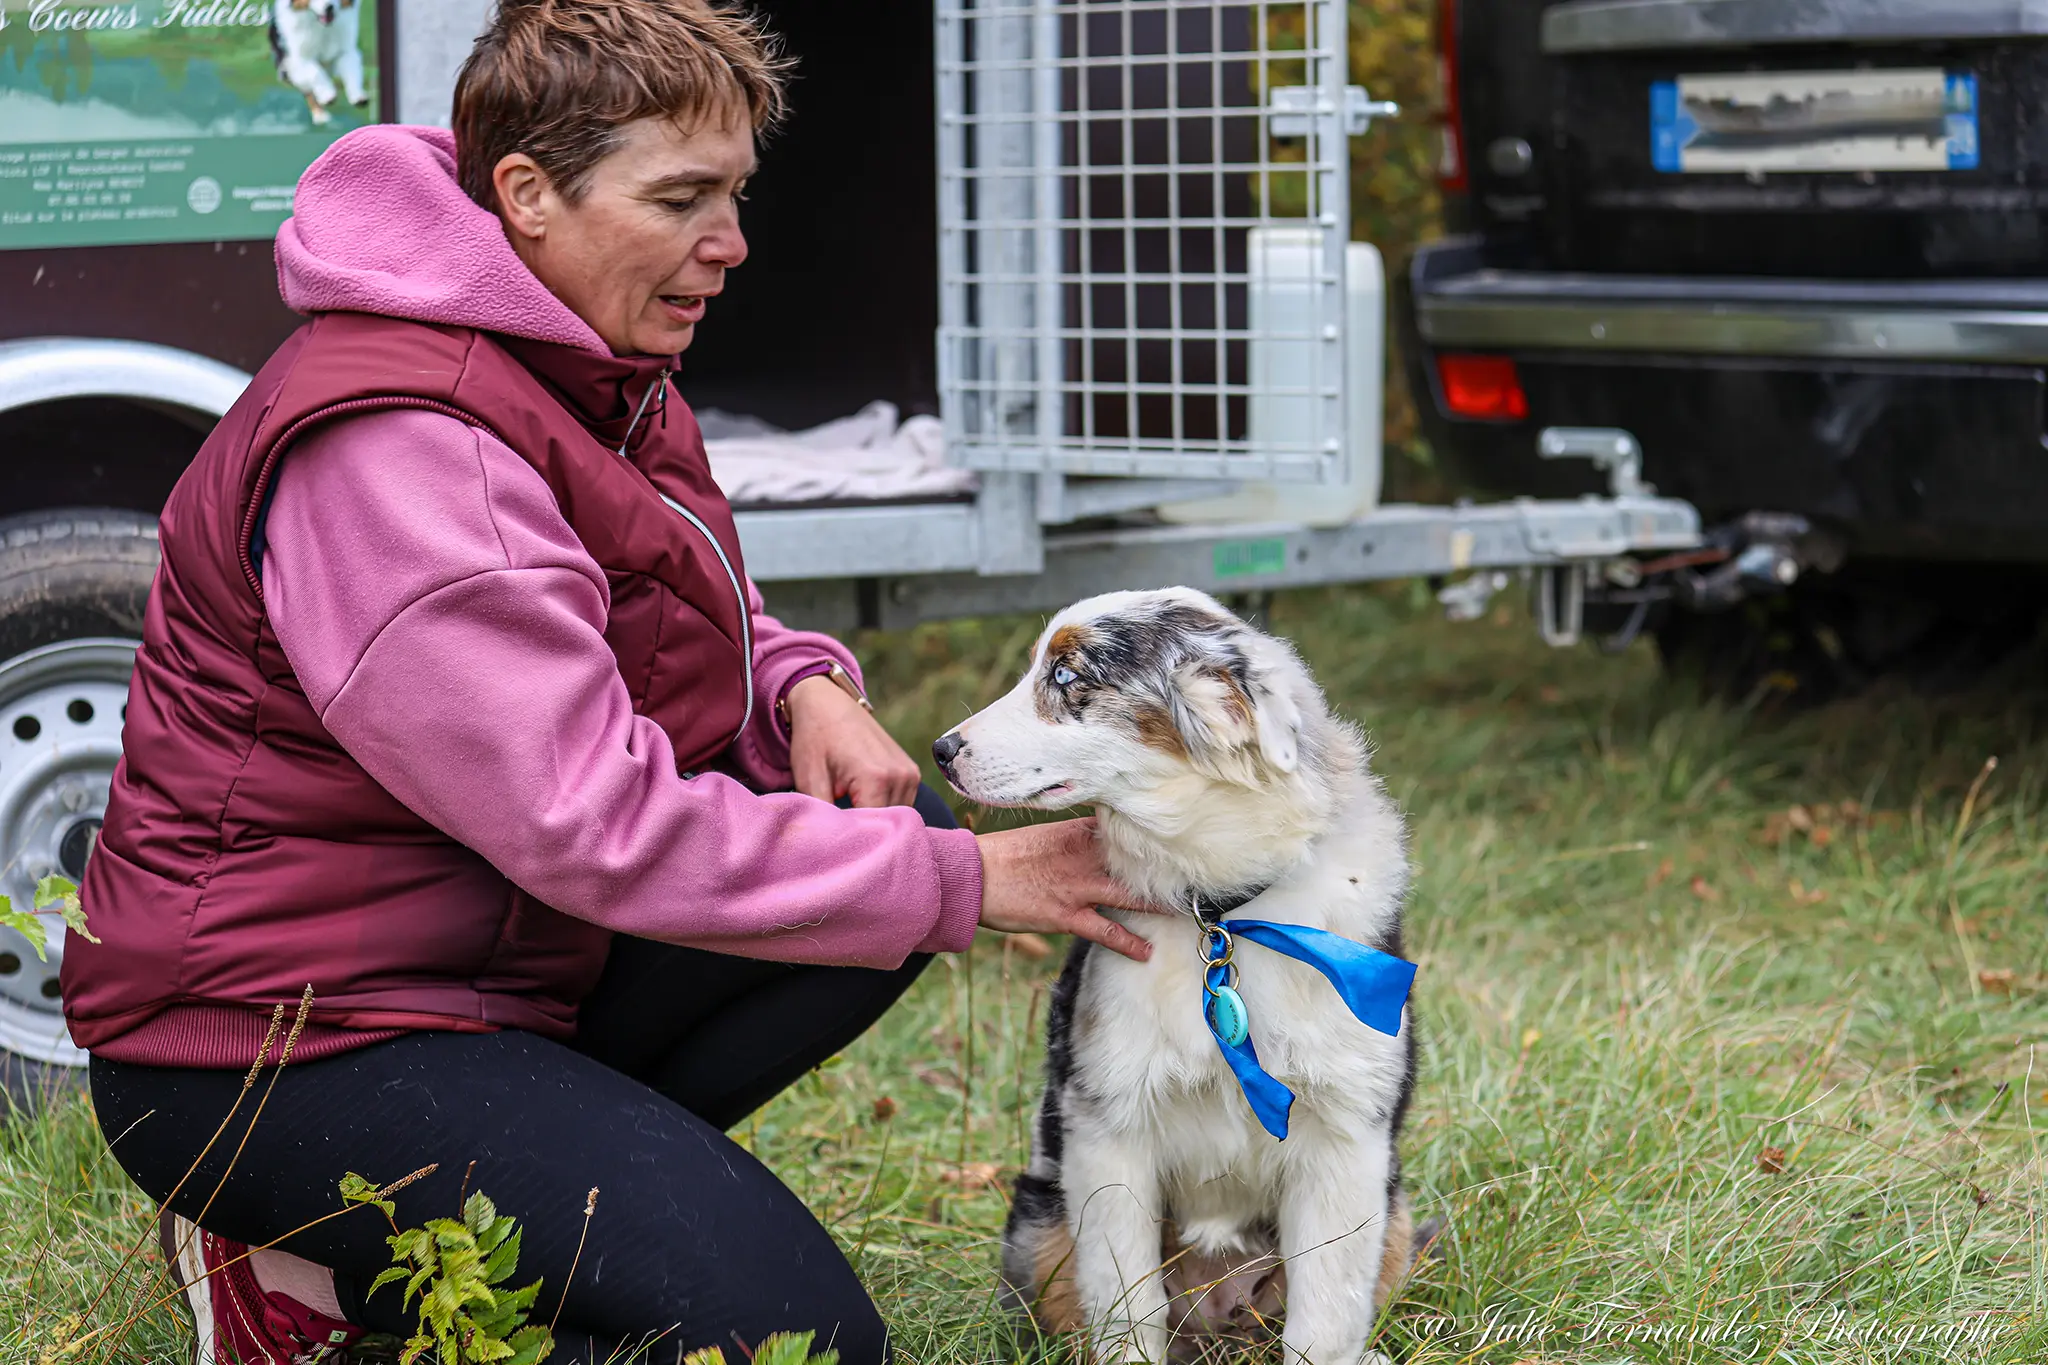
[
  {"left": 727, "top": 581, "right": 862, "bottom": 792},
  {"left": 260, "top": 408, "right": 982, "bottom": 966}
]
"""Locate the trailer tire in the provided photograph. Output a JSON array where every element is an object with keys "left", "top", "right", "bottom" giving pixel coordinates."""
[{"left": 0, "top": 509, "right": 158, "bottom": 1112}]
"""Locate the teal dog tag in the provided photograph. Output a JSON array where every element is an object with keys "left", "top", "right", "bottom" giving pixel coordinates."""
[{"left": 1205, "top": 983, "right": 1250, "bottom": 1047}]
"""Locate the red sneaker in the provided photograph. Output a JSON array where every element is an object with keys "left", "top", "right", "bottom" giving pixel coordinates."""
[{"left": 158, "top": 1211, "right": 365, "bottom": 1365}]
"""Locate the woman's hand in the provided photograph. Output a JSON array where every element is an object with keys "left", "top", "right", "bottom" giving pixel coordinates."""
[
  {"left": 787, "top": 673, "right": 923, "bottom": 808},
  {"left": 976, "top": 818, "right": 1164, "bottom": 961}
]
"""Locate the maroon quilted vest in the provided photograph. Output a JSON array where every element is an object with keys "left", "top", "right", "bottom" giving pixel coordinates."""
[{"left": 62, "top": 313, "right": 752, "bottom": 1061}]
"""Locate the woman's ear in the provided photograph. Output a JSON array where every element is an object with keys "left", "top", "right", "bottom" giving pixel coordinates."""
[{"left": 493, "top": 154, "right": 552, "bottom": 243}]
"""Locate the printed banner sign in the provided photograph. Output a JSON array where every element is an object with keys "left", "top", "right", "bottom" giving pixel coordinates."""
[
  {"left": 0, "top": 1, "right": 381, "bottom": 251},
  {"left": 1652, "top": 68, "right": 1979, "bottom": 175}
]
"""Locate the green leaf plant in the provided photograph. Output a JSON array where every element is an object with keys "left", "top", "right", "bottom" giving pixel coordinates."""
[
  {"left": 683, "top": 1331, "right": 841, "bottom": 1365},
  {"left": 341, "top": 1178, "right": 555, "bottom": 1365},
  {"left": 0, "top": 874, "right": 96, "bottom": 962}
]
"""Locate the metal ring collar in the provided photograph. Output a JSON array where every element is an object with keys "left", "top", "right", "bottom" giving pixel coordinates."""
[{"left": 1199, "top": 921, "right": 1235, "bottom": 970}]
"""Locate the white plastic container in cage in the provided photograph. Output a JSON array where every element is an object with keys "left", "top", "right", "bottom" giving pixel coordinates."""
[{"left": 1160, "top": 229, "right": 1385, "bottom": 527}]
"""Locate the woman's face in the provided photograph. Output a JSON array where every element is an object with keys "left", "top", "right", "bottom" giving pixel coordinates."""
[{"left": 495, "top": 112, "right": 755, "bottom": 358}]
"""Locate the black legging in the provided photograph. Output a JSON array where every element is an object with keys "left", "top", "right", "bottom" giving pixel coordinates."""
[{"left": 90, "top": 786, "right": 959, "bottom": 1363}]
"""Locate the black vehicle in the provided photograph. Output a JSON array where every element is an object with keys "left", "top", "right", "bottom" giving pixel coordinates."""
[{"left": 1401, "top": 0, "right": 2048, "bottom": 693}]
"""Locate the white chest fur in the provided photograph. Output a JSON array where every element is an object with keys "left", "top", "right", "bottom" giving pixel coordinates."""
[{"left": 1067, "top": 774, "right": 1412, "bottom": 1251}]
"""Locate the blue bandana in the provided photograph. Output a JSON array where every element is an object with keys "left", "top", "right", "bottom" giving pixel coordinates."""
[{"left": 1199, "top": 916, "right": 1417, "bottom": 1140}]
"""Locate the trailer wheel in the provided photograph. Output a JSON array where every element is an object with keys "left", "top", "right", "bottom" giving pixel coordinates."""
[{"left": 0, "top": 510, "right": 156, "bottom": 1110}]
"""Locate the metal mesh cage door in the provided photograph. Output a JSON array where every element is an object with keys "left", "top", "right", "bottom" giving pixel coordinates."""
[{"left": 937, "top": 0, "right": 1354, "bottom": 483}]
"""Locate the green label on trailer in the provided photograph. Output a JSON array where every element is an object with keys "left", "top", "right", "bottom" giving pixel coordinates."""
[
  {"left": 1213, "top": 537, "right": 1288, "bottom": 579},
  {"left": 0, "top": 1, "right": 381, "bottom": 251}
]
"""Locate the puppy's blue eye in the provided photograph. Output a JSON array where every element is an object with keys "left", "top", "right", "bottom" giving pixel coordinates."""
[{"left": 1052, "top": 666, "right": 1078, "bottom": 687}]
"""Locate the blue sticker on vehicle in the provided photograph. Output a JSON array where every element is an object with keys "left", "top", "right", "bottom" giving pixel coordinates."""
[{"left": 1945, "top": 73, "right": 1980, "bottom": 170}]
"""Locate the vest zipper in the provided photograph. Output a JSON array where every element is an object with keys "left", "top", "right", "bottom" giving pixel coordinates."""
[
  {"left": 620, "top": 367, "right": 755, "bottom": 746},
  {"left": 657, "top": 490, "right": 755, "bottom": 744}
]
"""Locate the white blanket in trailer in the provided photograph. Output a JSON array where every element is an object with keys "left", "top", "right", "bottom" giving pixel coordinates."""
[{"left": 701, "top": 401, "right": 979, "bottom": 506}]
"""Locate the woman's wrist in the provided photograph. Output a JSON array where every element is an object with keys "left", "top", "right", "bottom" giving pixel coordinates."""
[
  {"left": 774, "top": 660, "right": 839, "bottom": 728},
  {"left": 778, "top": 662, "right": 869, "bottom": 731},
  {"left": 783, "top": 670, "right": 859, "bottom": 729},
  {"left": 917, "top": 826, "right": 985, "bottom": 954}
]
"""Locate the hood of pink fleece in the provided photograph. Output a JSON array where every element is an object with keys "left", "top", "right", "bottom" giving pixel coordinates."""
[{"left": 276, "top": 125, "right": 608, "bottom": 356}]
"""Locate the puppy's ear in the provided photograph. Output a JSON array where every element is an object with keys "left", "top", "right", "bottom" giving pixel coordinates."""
[
  {"left": 1167, "top": 661, "right": 1255, "bottom": 768},
  {"left": 1168, "top": 644, "right": 1303, "bottom": 780},
  {"left": 1248, "top": 666, "right": 1303, "bottom": 774}
]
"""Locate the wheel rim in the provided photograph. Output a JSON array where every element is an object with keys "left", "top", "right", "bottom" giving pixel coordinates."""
[{"left": 0, "top": 639, "right": 137, "bottom": 1066}]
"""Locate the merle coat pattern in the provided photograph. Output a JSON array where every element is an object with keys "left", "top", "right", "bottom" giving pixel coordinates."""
[{"left": 935, "top": 589, "right": 1434, "bottom": 1364}]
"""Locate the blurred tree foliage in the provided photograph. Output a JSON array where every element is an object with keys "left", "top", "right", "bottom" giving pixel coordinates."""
[
  {"left": 1270, "top": 0, "right": 1449, "bottom": 496},
  {"left": 1349, "top": 0, "right": 1449, "bottom": 497},
  {"left": 1350, "top": 0, "right": 1443, "bottom": 257}
]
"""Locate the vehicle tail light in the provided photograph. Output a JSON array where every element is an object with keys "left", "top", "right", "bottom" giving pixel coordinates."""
[
  {"left": 1437, "top": 0, "right": 1468, "bottom": 192},
  {"left": 1437, "top": 354, "right": 1528, "bottom": 421}
]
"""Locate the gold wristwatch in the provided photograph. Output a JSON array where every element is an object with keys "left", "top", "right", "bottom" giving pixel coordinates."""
[{"left": 778, "top": 661, "right": 872, "bottom": 726}]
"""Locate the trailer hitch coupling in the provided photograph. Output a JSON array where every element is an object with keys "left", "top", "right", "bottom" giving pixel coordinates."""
[
  {"left": 1520, "top": 429, "right": 1843, "bottom": 651},
  {"left": 1671, "top": 512, "right": 1838, "bottom": 613},
  {"left": 1581, "top": 511, "right": 1845, "bottom": 653}
]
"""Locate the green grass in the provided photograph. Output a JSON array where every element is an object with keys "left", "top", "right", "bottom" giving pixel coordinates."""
[{"left": 6, "top": 586, "right": 2046, "bottom": 1362}]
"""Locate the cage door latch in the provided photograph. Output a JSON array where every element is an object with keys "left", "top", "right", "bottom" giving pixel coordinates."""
[{"left": 1269, "top": 86, "right": 1401, "bottom": 138}]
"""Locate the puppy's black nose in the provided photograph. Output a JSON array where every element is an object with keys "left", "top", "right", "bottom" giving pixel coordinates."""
[{"left": 931, "top": 732, "right": 965, "bottom": 773}]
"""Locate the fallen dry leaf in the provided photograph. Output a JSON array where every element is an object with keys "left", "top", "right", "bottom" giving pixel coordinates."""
[
  {"left": 1690, "top": 875, "right": 1720, "bottom": 903},
  {"left": 1979, "top": 968, "right": 2018, "bottom": 995},
  {"left": 939, "top": 1161, "right": 1005, "bottom": 1192},
  {"left": 1757, "top": 1146, "right": 1787, "bottom": 1175},
  {"left": 871, "top": 1095, "right": 898, "bottom": 1123},
  {"left": 1788, "top": 879, "right": 1827, "bottom": 906},
  {"left": 1647, "top": 857, "right": 1675, "bottom": 890},
  {"left": 1006, "top": 932, "right": 1053, "bottom": 961},
  {"left": 913, "top": 1064, "right": 965, "bottom": 1094},
  {"left": 1762, "top": 801, "right": 1862, "bottom": 848},
  {"left": 1538, "top": 685, "right": 1563, "bottom": 704}
]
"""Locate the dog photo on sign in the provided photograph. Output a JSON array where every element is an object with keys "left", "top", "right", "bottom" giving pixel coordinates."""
[
  {"left": 270, "top": 0, "right": 368, "bottom": 126},
  {"left": 933, "top": 588, "right": 1440, "bottom": 1364}
]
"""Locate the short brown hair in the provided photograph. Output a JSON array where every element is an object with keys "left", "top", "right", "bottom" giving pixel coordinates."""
[{"left": 454, "top": 0, "right": 790, "bottom": 211}]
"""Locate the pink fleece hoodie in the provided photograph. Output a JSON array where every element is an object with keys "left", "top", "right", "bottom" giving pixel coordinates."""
[{"left": 259, "top": 125, "right": 980, "bottom": 966}]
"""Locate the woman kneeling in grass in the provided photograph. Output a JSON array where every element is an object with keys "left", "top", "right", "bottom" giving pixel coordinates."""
[{"left": 60, "top": 2, "right": 1157, "bottom": 1359}]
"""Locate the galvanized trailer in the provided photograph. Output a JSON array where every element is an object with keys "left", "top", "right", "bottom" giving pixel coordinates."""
[{"left": 0, "top": 0, "right": 1700, "bottom": 1081}]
